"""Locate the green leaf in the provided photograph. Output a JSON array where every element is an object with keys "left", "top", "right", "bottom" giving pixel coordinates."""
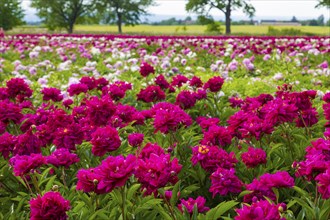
[
  {"left": 205, "top": 200, "right": 239, "bottom": 219},
  {"left": 238, "top": 190, "right": 253, "bottom": 199},
  {"left": 127, "top": 184, "right": 140, "bottom": 201},
  {"left": 45, "top": 175, "right": 57, "bottom": 192},
  {"left": 170, "top": 181, "right": 181, "bottom": 206}
]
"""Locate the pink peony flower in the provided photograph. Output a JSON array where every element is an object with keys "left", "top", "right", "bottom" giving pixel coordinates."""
[
  {"left": 191, "top": 145, "right": 237, "bottom": 173},
  {"left": 128, "top": 133, "right": 144, "bottom": 147},
  {"left": 315, "top": 168, "right": 330, "bottom": 199},
  {"left": 201, "top": 125, "right": 232, "bottom": 147},
  {"left": 30, "top": 192, "right": 70, "bottom": 220},
  {"left": 90, "top": 126, "right": 121, "bottom": 157},
  {"left": 135, "top": 153, "right": 182, "bottom": 195},
  {"left": 9, "top": 153, "right": 46, "bottom": 176},
  {"left": 210, "top": 168, "right": 243, "bottom": 197},
  {"left": 151, "top": 102, "right": 192, "bottom": 134},
  {"left": 241, "top": 147, "right": 267, "bottom": 168},
  {"left": 235, "top": 200, "right": 285, "bottom": 220},
  {"left": 41, "top": 87, "right": 63, "bottom": 102},
  {"left": 178, "top": 196, "right": 210, "bottom": 214},
  {"left": 6, "top": 78, "right": 33, "bottom": 100},
  {"left": 175, "top": 90, "right": 197, "bottom": 109},
  {"left": 140, "top": 62, "right": 155, "bottom": 77},
  {"left": 137, "top": 85, "right": 166, "bottom": 103},
  {"left": 67, "top": 83, "right": 88, "bottom": 96},
  {"left": 76, "top": 168, "right": 104, "bottom": 194},
  {"left": 203, "top": 76, "right": 224, "bottom": 92},
  {"left": 97, "top": 155, "right": 136, "bottom": 193},
  {"left": 47, "top": 148, "right": 80, "bottom": 168},
  {"left": 86, "top": 95, "right": 116, "bottom": 126}
]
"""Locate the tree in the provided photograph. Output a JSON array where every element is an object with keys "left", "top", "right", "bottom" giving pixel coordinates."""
[
  {"left": 31, "top": 0, "right": 91, "bottom": 33},
  {"left": 0, "top": 0, "right": 24, "bottom": 31},
  {"left": 94, "top": 0, "right": 154, "bottom": 33},
  {"left": 291, "top": 16, "right": 298, "bottom": 22},
  {"left": 316, "top": 0, "right": 330, "bottom": 8},
  {"left": 186, "top": 0, "right": 255, "bottom": 34},
  {"left": 317, "top": 14, "right": 325, "bottom": 26}
]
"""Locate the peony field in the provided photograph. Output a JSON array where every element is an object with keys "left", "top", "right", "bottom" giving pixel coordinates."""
[{"left": 0, "top": 34, "right": 330, "bottom": 220}]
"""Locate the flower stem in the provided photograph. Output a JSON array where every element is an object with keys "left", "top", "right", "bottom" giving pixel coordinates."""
[
  {"left": 31, "top": 174, "right": 41, "bottom": 195},
  {"left": 121, "top": 186, "right": 127, "bottom": 220}
]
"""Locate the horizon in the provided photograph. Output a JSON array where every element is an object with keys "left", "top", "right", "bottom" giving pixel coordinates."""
[{"left": 22, "top": 0, "right": 330, "bottom": 23}]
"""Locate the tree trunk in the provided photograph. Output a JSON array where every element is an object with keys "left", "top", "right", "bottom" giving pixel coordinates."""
[
  {"left": 225, "top": 12, "right": 231, "bottom": 34},
  {"left": 117, "top": 13, "right": 122, "bottom": 33},
  {"left": 68, "top": 24, "right": 74, "bottom": 34},
  {"left": 225, "top": 0, "right": 231, "bottom": 34}
]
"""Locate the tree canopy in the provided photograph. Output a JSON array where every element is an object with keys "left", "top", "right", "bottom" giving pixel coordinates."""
[
  {"left": 31, "top": 0, "right": 92, "bottom": 33},
  {"left": 316, "top": 0, "right": 330, "bottom": 8},
  {"left": 0, "top": 0, "right": 24, "bottom": 31},
  {"left": 186, "top": 0, "right": 255, "bottom": 34},
  {"left": 94, "top": 0, "right": 154, "bottom": 33}
]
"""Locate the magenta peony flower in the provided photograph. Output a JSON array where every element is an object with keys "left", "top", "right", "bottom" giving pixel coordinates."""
[
  {"left": 194, "top": 89, "right": 207, "bottom": 100},
  {"left": 203, "top": 76, "right": 224, "bottom": 92},
  {"left": 30, "top": 192, "right": 70, "bottom": 220},
  {"left": 259, "top": 171, "right": 295, "bottom": 188},
  {"left": 0, "top": 100, "right": 23, "bottom": 124},
  {"left": 0, "top": 132, "right": 16, "bottom": 159},
  {"left": 244, "top": 179, "right": 276, "bottom": 203},
  {"left": 41, "top": 87, "right": 63, "bottom": 102},
  {"left": 178, "top": 196, "right": 210, "bottom": 214},
  {"left": 189, "top": 76, "right": 203, "bottom": 88},
  {"left": 67, "top": 83, "right": 88, "bottom": 96},
  {"left": 155, "top": 74, "right": 170, "bottom": 90},
  {"left": 244, "top": 171, "right": 294, "bottom": 203},
  {"left": 235, "top": 200, "right": 285, "bottom": 220},
  {"left": 80, "top": 76, "right": 97, "bottom": 90},
  {"left": 295, "top": 138, "right": 330, "bottom": 181},
  {"left": 0, "top": 87, "right": 9, "bottom": 100},
  {"left": 97, "top": 155, "right": 136, "bottom": 193},
  {"left": 241, "top": 147, "right": 267, "bottom": 168},
  {"left": 9, "top": 153, "right": 46, "bottom": 176},
  {"left": 76, "top": 168, "right": 104, "bottom": 194},
  {"left": 315, "top": 168, "right": 330, "bottom": 199},
  {"left": 191, "top": 145, "right": 237, "bottom": 173},
  {"left": 152, "top": 102, "right": 192, "bottom": 134},
  {"left": 6, "top": 78, "right": 33, "bottom": 99},
  {"left": 171, "top": 74, "right": 189, "bottom": 88},
  {"left": 138, "top": 142, "right": 165, "bottom": 159},
  {"left": 140, "top": 62, "right": 155, "bottom": 77},
  {"left": 201, "top": 125, "right": 232, "bottom": 147},
  {"left": 135, "top": 153, "right": 182, "bottom": 195},
  {"left": 90, "top": 126, "right": 121, "bottom": 157},
  {"left": 13, "top": 129, "right": 43, "bottom": 156},
  {"left": 137, "top": 85, "right": 166, "bottom": 103},
  {"left": 47, "top": 148, "right": 80, "bottom": 168},
  {"left": 53, "top": 123, "right": 84, "bottom": 151},
  {"left": 86, "top": 95, "right": 116, "bottom": 126},
  {"left": 210, "top": 168, "right": 243, "bottom": 197},
  {"left": 196, "top": 117, "right": 220, "bottom": 132},
  {"left": 175, "top": 90, "right": 197, "bottom": 109},
  {"left": 260, "top": 99, "right": 298, "bottom": 125},
  {"left": 128, "top": 133, "right": 144, "bottom": 147}
]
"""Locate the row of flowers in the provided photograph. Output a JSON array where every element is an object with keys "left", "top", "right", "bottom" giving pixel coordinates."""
[{"left": 0, "top": 35, "right": 329, "bottom": 219}]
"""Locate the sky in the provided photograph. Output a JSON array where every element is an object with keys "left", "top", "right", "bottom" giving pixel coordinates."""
[{"left": 22, "top": 0, "right": 330, "bottom": 22}]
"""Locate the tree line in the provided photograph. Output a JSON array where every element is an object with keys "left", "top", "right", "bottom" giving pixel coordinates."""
[{"left": 0, "top": 0, "right": 329, "bottom": 34}]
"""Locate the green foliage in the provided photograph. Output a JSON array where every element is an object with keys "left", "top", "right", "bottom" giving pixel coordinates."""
[
  {"left": 0, "top": 0, "right": 24, "bottom": 31},
  {"left": 30, "top": 0, "right": 92, "bottom": 33},
  {"left": 186, "top": 0, "right": 255, "bottom": 34},
  {"left": 94, "top": 0, "right": 154, "bottom": 33}
]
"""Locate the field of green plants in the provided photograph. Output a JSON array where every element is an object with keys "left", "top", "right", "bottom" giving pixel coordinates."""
[
  {"left": 8, "top": 25, "right": 330, "bottom": 35},
  {"left": 0, "top": 34, "right": 330, "bottom": 219}
]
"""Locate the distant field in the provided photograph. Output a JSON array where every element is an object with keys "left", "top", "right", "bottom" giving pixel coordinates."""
[{"left": 8, "top": 24, "right": 330, "bottom": 35}]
